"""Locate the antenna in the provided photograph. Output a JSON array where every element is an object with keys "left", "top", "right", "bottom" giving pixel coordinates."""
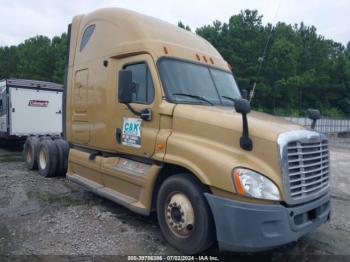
[{"left": 249, "top": 0, "right": 282, "bottom": 102}]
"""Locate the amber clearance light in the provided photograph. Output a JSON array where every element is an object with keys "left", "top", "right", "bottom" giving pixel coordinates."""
[{"left": 233, "top": 169, "right": 245, "bottom": 195}]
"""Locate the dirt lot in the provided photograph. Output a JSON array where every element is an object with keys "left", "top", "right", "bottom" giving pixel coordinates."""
[{"left": 0, "top": 140, "right": 350, "bottom": 260}]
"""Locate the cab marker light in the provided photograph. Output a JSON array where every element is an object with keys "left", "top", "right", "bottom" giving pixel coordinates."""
[
  {"left": 203, "top": 56, "right": 208, "bottom": 63},
  {"left": 156, "top": 143, "right": 165, "bottom": 150},
  {"left": 196, "top": 54, "right": 201, "bottom": 61}
]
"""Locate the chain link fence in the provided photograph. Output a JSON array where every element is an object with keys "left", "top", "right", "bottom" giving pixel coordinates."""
[
  {"left": 284, "top": 117, "right": 350, "bottom": 134},
  {"left": 283, "top": 117, "right": 350, "bottom": 148}
]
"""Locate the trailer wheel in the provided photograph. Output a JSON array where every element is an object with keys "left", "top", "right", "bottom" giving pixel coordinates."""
[
  {"left": 23, "top": 136, "right": 40, "bottom": 170},
  {"left": 156, "top": 174, "right": 215, "bottom": 254},
  {"left": 54, "top": 139, "right": 69, "bottom": 176},
  {"left": 38, "top": 139, "right": 59, "bottom": 177}
]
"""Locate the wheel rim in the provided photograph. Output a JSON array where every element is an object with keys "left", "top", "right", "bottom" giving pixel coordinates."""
[
  {"left": 39, "top": 148, "right": 47, "bottom": 170},
  {"left": 26, "top": 147, "right": 32, "bottom": 163},
  {"left": 165, "top": 192, "right": 195, "bottom": 238}
]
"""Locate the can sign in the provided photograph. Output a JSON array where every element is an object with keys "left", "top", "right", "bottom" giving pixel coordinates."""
[
  {"left": 122, "top": 117, "right": 142, "bottom": 148},
  {"left": 28, "top": 100, "right": 49, "bottom": 107}
]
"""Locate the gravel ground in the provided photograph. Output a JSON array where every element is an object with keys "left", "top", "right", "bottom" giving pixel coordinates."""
[{"left": 0, "top": 140, "right": 350, "bottom": 261}]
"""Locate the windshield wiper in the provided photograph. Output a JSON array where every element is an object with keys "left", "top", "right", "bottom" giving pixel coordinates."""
[
  {"left": 221, "top": 95, "right": 238, "bottom": 103},
  {"left": 172, "top": 93, "right": 214, "bottom": 105}
]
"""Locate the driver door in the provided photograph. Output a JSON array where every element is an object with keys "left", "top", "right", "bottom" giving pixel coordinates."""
[{"left": 115, "top": 54, "right": 161, "bottom": 158}]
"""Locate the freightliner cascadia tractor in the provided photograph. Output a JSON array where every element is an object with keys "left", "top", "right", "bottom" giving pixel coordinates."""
[{"left": 23, "top": 8, "right": 331, "bottom": 254}]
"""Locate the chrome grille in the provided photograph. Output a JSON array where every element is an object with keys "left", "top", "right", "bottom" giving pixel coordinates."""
[
  {"left": 278, "top": 130, "right": 330, "bottom": 205},
  {"left": 287, "top": 140, "right": 329, "bottom": 199}
]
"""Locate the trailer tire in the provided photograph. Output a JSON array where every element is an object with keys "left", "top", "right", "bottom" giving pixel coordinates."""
[
  {"left": 54, "top": 139, "right": 69, "bottom": 176},
  {"left": 156, "top": 174, "right": 215, "bottom": 254},
  {"left": 38, "top": 139, "right": 59, "bottom": 177},
  {"left": 39, "top": 136, "right": 52, "bottom": 141},
  {"left": 23, "top": 136, "right": 40, "bottom": 170}
]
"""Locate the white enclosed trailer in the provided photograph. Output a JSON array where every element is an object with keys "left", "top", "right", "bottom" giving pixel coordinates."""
[{"left": 0, "top": 79, "right": 63, "bottom": 140}]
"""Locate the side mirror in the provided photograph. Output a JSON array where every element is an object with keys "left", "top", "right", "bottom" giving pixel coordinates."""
[
  {"left": 234, "top": 99, "right": 253, "bottom": 151},
  {"left": 117, "top": 70, "right": 152, "bottom": 121},
  {"left": 118, "top": 70, "right": 134, "bottom": 103},
  {"left": 307, "top": 109, "right": 321, "bottom": 130},
  {"left": 234, "top": 98, "right": 251, "bottom": 114},
  {"left": 241, "top": 89, "right": 248, "bottom": 100}
]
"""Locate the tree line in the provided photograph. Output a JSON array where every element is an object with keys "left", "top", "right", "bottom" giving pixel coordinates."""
[
  {"left": 192, "top": 10, "right": 350, "bottom": 117},
  {"left": 0, "top": 33, "right": 67, "bottom": 85},
  {"left": 1, "top": 10, "right": 350, "bottom": 117}
]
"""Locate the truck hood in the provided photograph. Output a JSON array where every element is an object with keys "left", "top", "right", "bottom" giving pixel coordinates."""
[
  {"left": 167, "top": 104, "right": 304, "bottom": 195},
  {"left": 172, "top": 104, "right": 303, "bottom": 143}
]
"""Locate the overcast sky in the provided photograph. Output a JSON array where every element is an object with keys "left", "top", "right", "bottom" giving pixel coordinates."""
[{"left": 0, "top": 0, "right": 349, "bottom": 47}]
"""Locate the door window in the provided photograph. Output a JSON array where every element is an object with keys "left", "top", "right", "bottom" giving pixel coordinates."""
[{"left": 123, "top": 63, "right": 154, "bottom": 104}]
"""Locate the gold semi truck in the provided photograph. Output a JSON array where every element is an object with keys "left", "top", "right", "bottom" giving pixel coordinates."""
[{"left": 23, "top": 8, "right": 331, "bottom": 254}]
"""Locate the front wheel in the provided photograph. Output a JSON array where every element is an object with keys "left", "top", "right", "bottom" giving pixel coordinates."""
[{"left": 156, "top": 174, "right": 215, "bottom": 254}]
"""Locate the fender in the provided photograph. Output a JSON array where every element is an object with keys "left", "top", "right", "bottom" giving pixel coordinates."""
[{"left": 163, "top": 131, "right": 284, "bottom": 196}]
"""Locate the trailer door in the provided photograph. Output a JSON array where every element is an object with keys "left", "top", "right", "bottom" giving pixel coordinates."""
[{"left": 9, "top": 87, "right": 62, "bottom": 136}]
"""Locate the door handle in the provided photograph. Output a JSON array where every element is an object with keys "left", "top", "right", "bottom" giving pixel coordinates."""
[
  {"left": 140, "top": 108, "right": 152, "bottom": 121},
  {"left": 124, "top": 104, "right": 152, "bottom": 121},
  {"left": 116, "top": 128, "right": 122, "bottom": 144}
]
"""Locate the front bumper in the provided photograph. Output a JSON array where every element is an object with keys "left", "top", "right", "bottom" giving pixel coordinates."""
[{"left": 205, "top": 192, "right": 331, "bottom": 252}]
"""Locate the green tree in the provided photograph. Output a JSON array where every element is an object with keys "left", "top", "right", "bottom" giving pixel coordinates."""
[
  {"left": 178, "top": 21, "right": 191, "bottom": 31},
  {"left": 0, "top": 46, "right": 18, "bottom": 79},
  {"left": 51, "top": 33, "right": 67, "bottom": 83},
  {"left": 197, "top": 10, "right": 350, "bottom": 117},
  {"left": 16, "top": 36, "right": 53, "bottom": 80},
  {"left": 0, "top": 34, "right": 67, "bottom": 83}
]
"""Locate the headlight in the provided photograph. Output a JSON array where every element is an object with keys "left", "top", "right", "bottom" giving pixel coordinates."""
[{"left": 232, "top": 168, "right": 280, "bottom": 200}]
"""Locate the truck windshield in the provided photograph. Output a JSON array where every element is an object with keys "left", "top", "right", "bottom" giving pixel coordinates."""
[{"left": 158, "top": 58, "right": 241, "bottom": 106}]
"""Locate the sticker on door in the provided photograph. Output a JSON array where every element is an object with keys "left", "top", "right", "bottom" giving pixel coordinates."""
[{"left": 122, "top": 117, "right": 142, "bottom": 148}]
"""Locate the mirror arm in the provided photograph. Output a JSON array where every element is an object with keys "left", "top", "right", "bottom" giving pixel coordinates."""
[
  {"left": 240, "top": 113, "right": 253, "bottom": 151},
  {"left": 311, "top": 119, "right": 317, "bottom": 130},
  {"left": 125, "top": 103, "right": 141, "bottom": 117},
  {"left": 306, "top": 109, "right": 320, "bottom": 130},
  {"left": 234, "top": 98, "right": 253, "bottom": 151},
  {"left": 124, "top": 103, "right": 152, "bottom": 121}
]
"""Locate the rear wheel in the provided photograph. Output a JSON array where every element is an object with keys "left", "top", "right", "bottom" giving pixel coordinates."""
[
  {"left": 39, "top": 135, "right": 52, "bottom": 142},
  {"left": 54, "top": 139, "right": 69, "bottom": 176},
  {"left": 156, "top": 174, "right": 215, "bottom": 254},
  {"left": 23, "top": 136, "right": 39, "bottom": 170},
  {"left": 38, "top": 139, "right": 58, "bottom": 177}
]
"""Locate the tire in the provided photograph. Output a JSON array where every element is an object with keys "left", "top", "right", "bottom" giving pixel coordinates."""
[
  {"left": 23, "top": 136, "right": 40, "bottom": 170},
  {"left": 39, "top": 135, "right": 52, "bottom": 142},
  {"left": 156, "top": 174, "right": 215, "bottom": 254},
  {"left": 37, "top": 139, "right": 59, "bottom": 177},
  {"left": 54, "top": 139, "right": 69, "bottom": 176}
]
